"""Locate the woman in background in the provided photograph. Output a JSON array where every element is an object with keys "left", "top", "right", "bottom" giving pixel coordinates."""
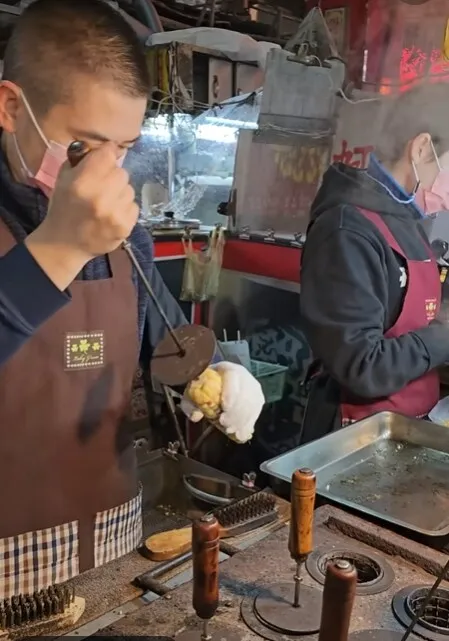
[{"left": 300, "top": 81, "right": 449, "bottom": 444}]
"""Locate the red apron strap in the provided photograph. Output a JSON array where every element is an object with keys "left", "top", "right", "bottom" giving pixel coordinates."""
[
  {"left": 357, "top": 207, "right": 434, "bottom": 261},
  {"left": 357, "top": 208, "right": 406, "bottom": 257}
]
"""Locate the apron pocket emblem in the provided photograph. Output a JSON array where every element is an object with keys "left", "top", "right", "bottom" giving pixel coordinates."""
[
  {"left": 425, "top": 298, "right": 438, "bottom": 322},
  {"left": 65, "top": 332, "right": 105, "bottom": 370}
]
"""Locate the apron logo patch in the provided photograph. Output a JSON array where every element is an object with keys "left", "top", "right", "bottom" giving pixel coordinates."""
[
  {"left": 65, "top": 332, "right": 104, "bottom": 370},
  {"left": 425, "top": 298, "right": 438, "bottom": 322}
]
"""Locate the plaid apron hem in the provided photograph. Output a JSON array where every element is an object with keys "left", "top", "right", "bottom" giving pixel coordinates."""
[
  {"left": 0, "top": 487, "right": 143, "bottom": 599},
  {"left": 0, "top": 521, "right": 79, "bottom": 599},
  {"left": 94, "top": 484, "right": 143, "bottom": 567}
]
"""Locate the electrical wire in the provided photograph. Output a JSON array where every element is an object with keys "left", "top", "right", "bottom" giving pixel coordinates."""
[{"left": 337, "top": 88, "right": 381, "bottom": 104}]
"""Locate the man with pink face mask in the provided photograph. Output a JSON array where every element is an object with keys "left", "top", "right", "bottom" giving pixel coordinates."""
[
  {"left": 0, "top": 0, "right": 263, "bottom": 604},
  {"left": 298, "top": 82, "right": 449, "bottom": 444}
]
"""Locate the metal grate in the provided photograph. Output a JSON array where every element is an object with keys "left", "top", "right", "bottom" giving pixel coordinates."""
[{"left": 406, "top": 587, "right": 449, "bottom": 634}]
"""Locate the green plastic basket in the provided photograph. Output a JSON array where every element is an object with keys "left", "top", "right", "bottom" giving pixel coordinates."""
[{"left": 250, "top": 359, "right": 288, "bottom": 404}]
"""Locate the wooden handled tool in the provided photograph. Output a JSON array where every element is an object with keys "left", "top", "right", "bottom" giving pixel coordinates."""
[
  {"left": 66, "top": 140, "right": 87, "bottom": 166},
  {"left": 192, "top": 515, "right": 220, "bottom": 637},
  {"left": 318, "top": 560, "right": 357, "bottom": 641},
  {"left": 288, "top": 468, "right": 316, "bottom": 607},
  {"left": 289, "top": 468, "right": 316, "bottom": 561}
]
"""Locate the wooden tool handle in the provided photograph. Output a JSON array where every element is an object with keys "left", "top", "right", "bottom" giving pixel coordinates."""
[
  {"left": 192, "top": 515, "right": 220, "bottom": 621},
  {"left": 318, "top": 560, "right": 358, "bottom": 641},
  {"left": 288, "top": 468, "right": 316, "bottom": 560},
  {"left": 67, "top": 141, "right": 89, "bottom": 168}
]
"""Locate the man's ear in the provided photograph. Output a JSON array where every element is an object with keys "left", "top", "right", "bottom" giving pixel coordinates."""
[
  {"left": 0, "top": 81, "right": 22, "bottom": 133},
  {"left": 410, "top": 132, "right": 432, "bottom": 166}
]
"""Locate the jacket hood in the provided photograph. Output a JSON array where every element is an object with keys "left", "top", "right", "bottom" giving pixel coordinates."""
[{"left": 310, "top": 162, "right": 422, "bottom": 223}]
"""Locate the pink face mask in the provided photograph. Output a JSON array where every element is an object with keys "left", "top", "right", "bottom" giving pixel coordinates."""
[
  {"left": 14, "top": 92, "right": 127, "bottom": 198},
  {"left": 414, "top": 141, "right": 449, "bottom": 215}
]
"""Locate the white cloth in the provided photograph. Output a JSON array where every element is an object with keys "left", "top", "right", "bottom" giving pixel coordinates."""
[
  {"left": 181, "top": 362, "right": 264, "bottom": 443},
  {"left": 147, "top": 28, "right": 280, "bottom": 69}
]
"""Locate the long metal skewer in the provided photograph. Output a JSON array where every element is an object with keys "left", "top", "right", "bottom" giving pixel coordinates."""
[
  {"left": 201, "top": 619, "right": 211, "bottom": 641},
  {"left": 293, "top": 561, "right": 302, "bottom": 607},
  {"left": 122, "top": 240, "right": 185, "bottom": 356}
]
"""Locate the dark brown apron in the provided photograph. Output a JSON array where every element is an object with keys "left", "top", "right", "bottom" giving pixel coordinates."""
[{"left": 0, "top": 219, "right": 142, "bottom": 599}]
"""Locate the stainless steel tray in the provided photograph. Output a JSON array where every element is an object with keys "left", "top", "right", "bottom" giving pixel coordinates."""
[{"left": 260, "top": 411, "right": 449, "bottom": 537}]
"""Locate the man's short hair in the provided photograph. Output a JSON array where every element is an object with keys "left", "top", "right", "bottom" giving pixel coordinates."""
[
  {"left": 2, "top": 0, "right": 151, "bottom": 114},
  {"left": 375, "top": 81, "right": 449, "bottom": 164}
]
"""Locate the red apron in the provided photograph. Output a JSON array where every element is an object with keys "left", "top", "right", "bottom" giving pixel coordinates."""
[
  {"left": 341, "top": 208, "right": 441, "bottom": 423},
  {"left": 0, "top": 219, "right": 142, "bottom": 599}
]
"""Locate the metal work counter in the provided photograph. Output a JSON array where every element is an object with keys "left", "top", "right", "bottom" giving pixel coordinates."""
[
  {"left": 57, "top": 448, "right": 288, "bottom": 638},
  {"left": 81, "top": 505, "right": 449, "bottom": 639}
]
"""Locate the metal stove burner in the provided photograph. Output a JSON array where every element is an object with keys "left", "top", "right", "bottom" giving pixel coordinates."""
[
  {"left": 393, "top": 585, "right": 449, "bottom": 640},
  {"left": 407, "top": 588, "right": 449, "bottom": 633},
  {"left": 306, "top": 547, "right": 394, "bottom": 595},
  {"left": 254, "top": 583, "right": 321, "bottom": 634},
  {"left": 241, "top": 583, "right": 322, "bottom": 641},
  {"left": 349, "top": 632, "right": 405, "bottom": 640}
]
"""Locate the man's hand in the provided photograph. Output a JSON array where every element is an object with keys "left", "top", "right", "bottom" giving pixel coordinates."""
[
  {"left": 181, "top": 362, "right": 265, "bottom": 443},
  {"left": 25, "top": 143, "right": 138, "bottom": 290}
]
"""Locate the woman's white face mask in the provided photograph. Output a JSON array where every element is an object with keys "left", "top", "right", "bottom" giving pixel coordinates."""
[{"left": 413, "top": 142, "right": 449, "bottom": 215}]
